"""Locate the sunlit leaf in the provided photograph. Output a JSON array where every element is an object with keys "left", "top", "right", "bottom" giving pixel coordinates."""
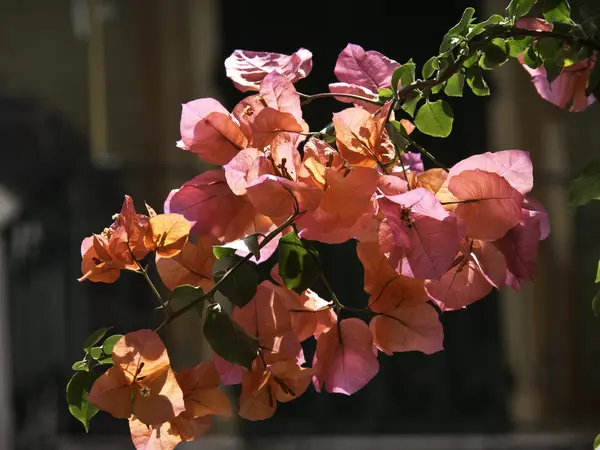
[
  {"left": 66, "top": 371, "right": 100, "bottom": 432},
  {"left": 414, "top": 100, "right": 454, "bottom": 138}
]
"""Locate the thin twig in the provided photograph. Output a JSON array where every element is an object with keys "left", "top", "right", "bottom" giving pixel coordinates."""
[
  {"left": 298, "top": 92, "right": 384, "bottom": 106},
  {"left": 136, "top": 261, "right": 171, "bottom": 316}
]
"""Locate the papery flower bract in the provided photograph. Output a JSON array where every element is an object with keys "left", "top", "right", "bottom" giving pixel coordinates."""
[
  {"left": 178, "top": 98, "right": 248, "bottom": 165},
  {"left": 129, "top": 415, "right": 212, "bottom": 450},
  {"left": 239, "top": 358, "right": 313, "bottom": 421},
  {"left": 212, "top": 352, "right": 246, "bottom": 386},
  {"left": 378, "top": 188, "right": 461, "bottom": 280},
  {"left": 143, "top": 213, "right": 191, "bottom": 258},
  {"left": 107, "top": 195, "right": 150, "bottom": 266},
  {"left": 448, "top": 169, "right": 524, "bottom": 241},
  {"left": 176, "top": 361, "right": 232, "bottom": 419},
  {"left": 329, "top": 44, "right": 400, "bottom": 110},
  {"left": 88, "top": 329, "right": 185, "bottom": 425},
  {"left": 312, "top": 318, "right": 379, "bottom": 395},
  {"left": 155, "top": 238, "right": 217, "bottom": 291},
  {"left": 79, "top": 234, "right": 122, "bottom": 283},
  {"left": 225, "top": 48, "right": 313, "bottom": 92}
]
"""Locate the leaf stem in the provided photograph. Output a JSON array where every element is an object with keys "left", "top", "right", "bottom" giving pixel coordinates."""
[
  {"left": 406, "top": 137, "right": 449, "bottom": 172},
  {"left": 136, "top": 261, "right": 171, "bottom": 317}
]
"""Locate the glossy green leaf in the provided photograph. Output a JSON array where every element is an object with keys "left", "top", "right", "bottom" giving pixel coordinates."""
[
  {"left": 594, "top": 433, "right": 600, "bottom": 449},
  {"left": 377, "top": 87, "right": 394, "bottom": 102},
  {"left": 507, "top": 36, "right": 533, "bottom": 57},
  {"left": 89, "top": 347, "right": 103, "bottom": 360},
  {"left": 213, "top": 246, "right": 236, "bottom": 259},
  {"left": 170, "top": 285, "right": 205, "bottom": 311},
  {"left": 507, "top": 0, "right": 537, "bottom": 20},
  {"left": 72, "top": 360, "right": 88, "bottom": 371},
  {"left": 466, "top": 66, "right": 491, "bottom": 96},
  {"left": 414, "top": 100, "right": 454, "bottom": 138},
  {"left": 278, "top": 231, "right": 320, "bottom": 294},
  {"left": 569, "top": 160, "right": 600, "bottom": 208},
  {"left": 203, "top": 303, "right": 258, "bottom": 369},
  {"left": 541, "top": 0, "right": 571, "bottom": 24},
  {"left": 480, "top": 39, "right": 509, "bottom": 70},
  {"left": 82, "top": 327, "right": 112, "bottom": 353},
  {"left": 401, "top": 91, "right": 422, "bottom": 117},
  {"left": 66, "top": 371, "right": 100, "bottom": 432},
  {"left": 422, "top": 57, "right": 438, "bottom": 79},
  {"left": 211, "top": 255, "right": 259, "bottom": 307},
  {"left": 463, "top": 52, "right": 480, "bottom": 69},
  {"left": 595, "top": 261, "right": 600, "bottom": 284},
  {"left": 466, "top": 14, "right": 506, "bottom": 39},
  {"left": 444, "top": 72, "right": 465, "bottom": 97},
  {"left": 392, "top": 59, "right": 416, "bottom": 91},
  {"left": 102, "top": 334, "right": 123, "bottom": 356},
  {"left": 440, "top": 7, "right": 475, "bottom": 52}
]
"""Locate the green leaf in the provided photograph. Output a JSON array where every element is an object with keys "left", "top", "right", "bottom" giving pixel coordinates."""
[
  {"left": 392, "top": 60, "right": 416, "bottom": 92},
  {"left": 414, "top": 100, "right": 454, "bottom": 138},
  {"left": 278, "top": 231, "right": 320, "bottom": 294},
  {"left": 170, "top": 285, "right": 205, "bottom": 311},
  {"left": 440, "top": 7, "right": 476, "bottom": 53},
  {"left": 386, "top": 120, "right": 411, "bottom": 151},
  {"left": 507, "top": 0, "right": 537, "bottom": 20},
  {"left": 422, "top": 57, "right": 438, "bottom": 79},
  {"left": 71, "top": 360, "right": 88, "bottom": 371},
  {"left": 593, "top": 290, "right": 600, "bottom": 317},
  {"left": 102, "top": 334, "right": 123, "bottom": 356},
  {"left": 523, "top": 46, "right": 543, "bottom": 69},
  {"left": 444, "top": 72, "right": 465, "bottom": 97},
  {"left": 401, "top": 91, "right": 423, "bottom": 117},
  {"left": 466, "top": 66, "right": 491, "bottom": 96},
  {"left": 242, "top": 234, "right": 261, "bottom": 260},
  {"left": 213, "top": 246, "right": 235, "bottom": 259},
  {"left": 594, "top": 433, "right": 600, "bottom": 449},
  {"left": 507, "top": 36, "right": 533, "bottom": 57},
  {"left": 82, "top": 327, "right": 112, "bottom": 353},
  {"left": 89, "top": 347, "right": 103, "bottom": 360},
  {"left": 203, "top": 303, "right": 258, "bottom": 369},
  {"left": 377, "top": 87, "right": 394, "bottom": 102},
  {"left": 480, "top": 38, "right": 509, "bottom": 70},
  {"left": 98, "top": 356, "right": 113, "bottom": 365},
  {"left": 541, "top": 0, "right": 571, "bottom": 24},
  {"left": 466, "top": 14, "right": 506, "bottom": 39},
  {"left": 211, "top": 255, "right": 259, "bottom": 307},
  {"left": 595, "top": 261, "right": 600, "bottom": 284},
  {"left": 569, "top": 160, "right": 600, "bottom": 208},
  {"left": 463, "top": 52, "right": 480, "bottom": 69},
  {"left": 66, "top": 371, "right": 100, "bottom": 432}
]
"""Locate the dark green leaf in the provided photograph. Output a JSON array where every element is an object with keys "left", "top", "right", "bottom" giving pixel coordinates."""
[
  {"left": 541, "top": 0, "right": 571, "bottom": 24},
  {"left": 203, "top": 303, "right": 258, "bottom": 369},
  {"left": 242, "top": 234, "right": 261, "bottom": 260},
  {"left": 386, "top": 120, "right": 411, "bottom": 151},
  {"left": 278, "top": 231, "right": 320, "bottom": 293},
  {"left": 507, "top": 0, "right": 537, "bottom": 20},
  {"left": 82, "top": 327, "right": 112, "bottom": 353},
  {"left": 89, "top": 347, "right": 103, "bottom": 360},
  {"left": 586, "top": 59, "right": 600, "bottom": 97},
  {"left": 507, "top": 36, "right": 533, "bottom": 57},
  {"left": 524, "top": 46, "right": 543, "bottom": 69},
  {"left": 66, "top": 371, "right": 100, "bottom": 432},
  {"left": 480, "top": 38, "right": 509, "bottom": 70},
  {"left": 440, "top": 7, "right": 475, "bottom": 52},
  {"left": 392, "top": 60, "right": 416, "bottom": 92},
  {"left": 169, "top": 285, "right": 205, "bottom": 311},
  {"left": 444, "top": 72, "right": 465, "bottom": 97},
  {"left": 466, "top": 66, "right": 491, "bottom": 96},
  {"left": 422, "top": 57, "right": 438, "bottom": 79},
  {"left": 102, "top": 334, "right": 123, "bottom": 356},
  {"left": 377, "top": 87, "right": 394, "bottom": 102},
  {"left": 213, "top": 246, "right": 235, "bottom": 259},
  {"left": 569, "top": 160, "right": 600, "bottom": 208},
  {"left": 536, "top": 37, "right": 563, "bottom": 59},
  {"left": 211, "top": 255, "right": 259, "bottom": 307},
  {"left": 72, "top": 361, "right": 88, "bottom": 371},
  {"left": 414, "top": 100, "right": 454, "bottom": 138}
]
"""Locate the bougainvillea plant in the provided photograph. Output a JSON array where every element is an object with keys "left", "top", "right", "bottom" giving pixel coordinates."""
[{"left": 66, "top": 1, "right": 600, "bottom": 448}]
